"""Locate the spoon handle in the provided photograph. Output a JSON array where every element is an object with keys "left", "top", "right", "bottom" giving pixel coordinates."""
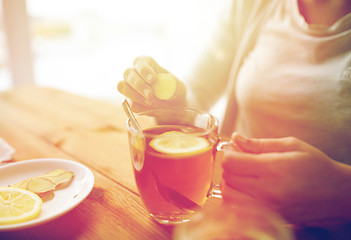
[{"left": 122, "top": 100, "right": 143, "bottom": 134}]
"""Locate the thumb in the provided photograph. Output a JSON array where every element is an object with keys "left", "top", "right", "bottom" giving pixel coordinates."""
[{"left": 232, "top": 133, "right": 301, "bottom": 154}]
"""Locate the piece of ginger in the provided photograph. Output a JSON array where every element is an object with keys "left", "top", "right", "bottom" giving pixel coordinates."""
[
  {"left": 152, "top": 73, "right": 178, "bottom": 100},
  {"left": 13, "top": 169, "right": 74, "bottom": 196}
]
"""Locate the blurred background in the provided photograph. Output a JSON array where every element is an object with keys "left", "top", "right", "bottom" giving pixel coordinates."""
[{"left": 0, "top": 0, "right": 230, "bottom": 102}]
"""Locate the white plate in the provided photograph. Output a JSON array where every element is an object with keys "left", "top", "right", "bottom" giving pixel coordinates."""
[{"left": 0, "top": 158, "right": 95, "bottom": 231}]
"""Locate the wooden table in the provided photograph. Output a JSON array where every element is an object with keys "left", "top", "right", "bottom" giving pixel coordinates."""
[
  {"left": 0, "top": 87, "right": 180, "bottom": 239},
  {"left": 1, "top": 87, "right": 350, "bottom": 240}
]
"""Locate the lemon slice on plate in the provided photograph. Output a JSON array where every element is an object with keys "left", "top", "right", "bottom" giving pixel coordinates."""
[
  {"left": 150, "top": 131, "right": 210, "bottom": 155},
  {"left": 0, "top": 187, "right": 42, "bottom": 225}
]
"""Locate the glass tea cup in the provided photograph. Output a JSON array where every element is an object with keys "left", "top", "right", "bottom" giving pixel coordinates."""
[{"left": 126, "top": 107, "right": 230, "bottom": 225}]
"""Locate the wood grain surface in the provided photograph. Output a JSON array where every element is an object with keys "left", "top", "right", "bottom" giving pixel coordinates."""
[{"left": 0, "top": 87, "right": 175, "bottom": 239}]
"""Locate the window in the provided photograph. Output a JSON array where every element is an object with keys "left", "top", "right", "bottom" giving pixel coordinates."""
[
  {"left": 1, "top": 0, "right": 230, "bottom": 101},
  {"left": 0, "top": 3, "right": 11, "bottom": 90}
]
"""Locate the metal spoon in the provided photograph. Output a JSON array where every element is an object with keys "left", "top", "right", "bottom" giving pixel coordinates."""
[{"left": 122, "top": 100, "right": 143, "bottom": 134}]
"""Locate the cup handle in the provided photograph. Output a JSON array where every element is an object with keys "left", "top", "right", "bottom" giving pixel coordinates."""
[
  {"left": 208, "top": 184, "right": 222, "bottom": 199},
  {"left": 217, "top": 140, "right": 241, "bottom": 152},
  {"left": 208, "top": 140, "right": 240, "bottom": 199}
]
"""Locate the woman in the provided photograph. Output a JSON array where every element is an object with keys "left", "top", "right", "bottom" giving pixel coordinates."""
[{"left": 117, "top": 0, "right": 351, "bottom": 225}]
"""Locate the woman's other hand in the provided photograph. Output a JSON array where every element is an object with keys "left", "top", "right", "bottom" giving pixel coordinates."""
[
  {"left": 117, "top": 56, "right": 187, "bottom": 112},
  {"left": 221, "top": 133, "right": 351, "bottom": 224}
]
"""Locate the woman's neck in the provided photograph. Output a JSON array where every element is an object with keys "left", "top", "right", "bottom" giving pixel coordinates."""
[{"left": 297, "top": 0, "right": 351, "bottom": 25}]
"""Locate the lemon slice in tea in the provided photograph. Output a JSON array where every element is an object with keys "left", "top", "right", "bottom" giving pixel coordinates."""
[
  {"left": 149, "top": 131, "right": 210, "bottom": 155},
  {"left": 0, "top": 187, "right": 42, "bottom": 225}
]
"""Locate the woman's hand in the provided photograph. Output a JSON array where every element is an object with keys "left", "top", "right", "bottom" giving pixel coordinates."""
[
  {"left": 221, "top": 133, "right": 351, "bottom": 224},
  {"left": 117, "top": 56, "right": 187, "bottom": 112}
]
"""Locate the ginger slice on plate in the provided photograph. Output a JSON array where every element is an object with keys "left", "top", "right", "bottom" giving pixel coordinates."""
[
  {"left": 12, "top": 169, "right": 74, "bottom": 196},
  {"left": 44, "top": 171, "right": 74, "bottom": 186},
  {"left": 13, "top": 178, "right": 31, "bottom": 189},
  {"left": 26, "top": 178, "right": 56, "bottom": 194},
  {"left": 13, "top": 168, "right": 67, "bottom": 189},
  {"left": 39, "top": 168, "right": 66, "bottom": 178}
]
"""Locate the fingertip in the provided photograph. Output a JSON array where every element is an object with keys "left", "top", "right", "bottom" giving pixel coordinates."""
[
  {"left": 133, "top": 57, "right": 157, "bottom": 84},
  {"left": 232, "top": 133, "right": 257, "bottom": 153},
  {"left": 222, "top": 150, "right": 232, "bottom": 160},
  {"left": 231, "top": 132, "right": 238, "bottom": 139},
  {"left": 221, "top": 151, "right": 238, "bottom": 167},
  {"left": 117, "top": 81, "right": 126, "bottom": 93},
  {"left": 139, "top": 66, "right": 156, "bottom": 84},
  {"left": 123, "top": 68, "right": 133, "bottom": 80},
  {"left": 146, "top": 72, "right": 156, "bottom": 84},
  {"left": 232, "top": 132, "right": 248, "bottom": 144},
  {"left": 133, "top": 55, "right": 151, "bottom": 66},
  {"left": 221, "top": 155, "right": 228, "bottom": 167}
]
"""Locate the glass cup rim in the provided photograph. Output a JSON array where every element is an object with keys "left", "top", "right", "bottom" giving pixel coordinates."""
[{"left": 126, "top": 107, "right": 219, "bottom": 138}]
